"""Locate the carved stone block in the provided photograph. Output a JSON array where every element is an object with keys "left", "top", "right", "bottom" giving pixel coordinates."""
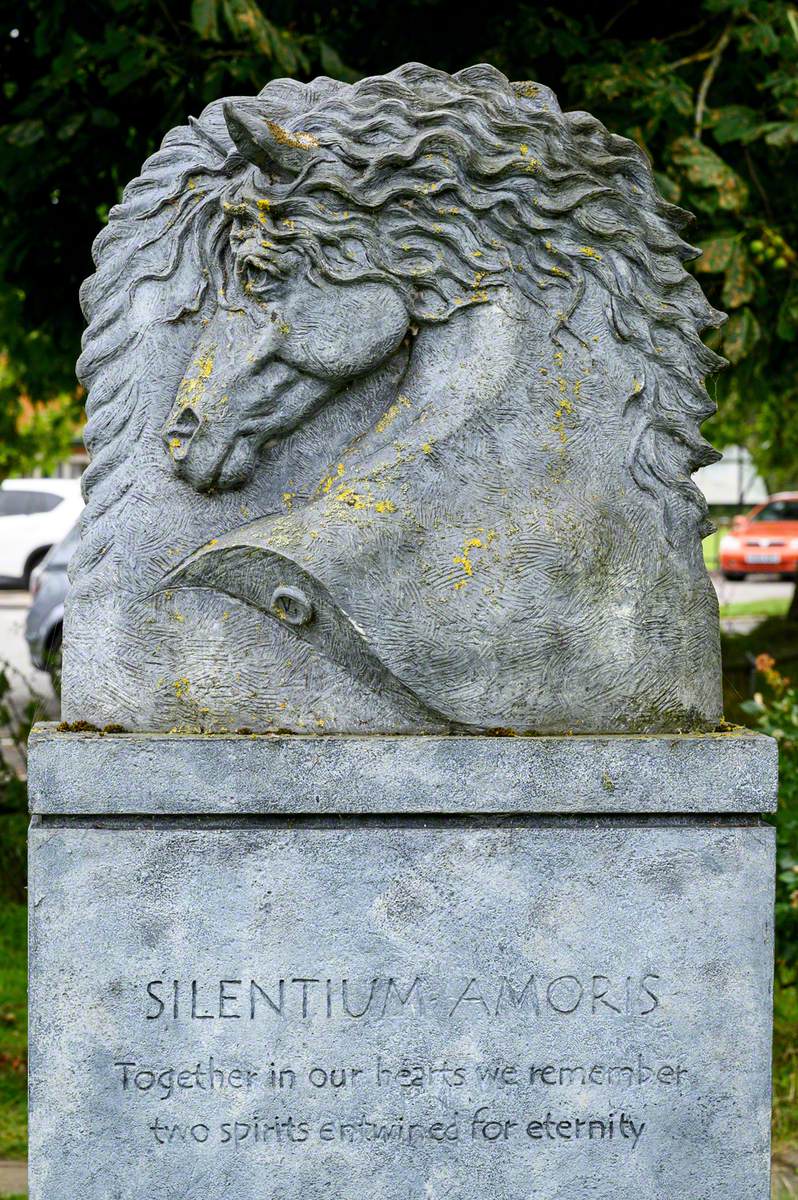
[{"left": 28, "top": 731, "right": 775, "bottom": 1199}]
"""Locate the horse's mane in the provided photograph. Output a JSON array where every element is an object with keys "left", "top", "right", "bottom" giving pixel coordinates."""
[
  {"left": 76, "top": 62, "right": 722, "bottom": 581},
  {"left": 74, "top": 102, "right": 241, "bottom": 578}
]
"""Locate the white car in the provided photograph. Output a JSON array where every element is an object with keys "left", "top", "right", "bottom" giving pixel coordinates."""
[{"left": 0, "top": 478, "right": 84, "bottom": 586}]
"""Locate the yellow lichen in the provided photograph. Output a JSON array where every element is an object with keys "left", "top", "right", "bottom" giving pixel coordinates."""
[
  {"left": 265, "top": 119, "right": 320, "bottom": 150},
  {"left": 335, "top": 486, "right": 368, "bottom": 510},
  {"left": 579, "top": 245, "right": 603, "bottom": 260},
  {"left": 422, "top": 442, "right": 433, "bottom": 454},
  {"left": 174, "top": 677, "right": 190, "bottom": 699},
  {"left": 320, "top": 462, "right": 346, "bottom": 494},
  {"left": 453, "top": 536, "right": 483, "bottom": 586},
  {"left": 375, "top": 395, "right": 411, "bottom": 434},
  {"left": 519, "top": 143, "right": 529, "bottom": 156},
  {"left": 375, "top": 499, "right": 397, "bottom": 513}
]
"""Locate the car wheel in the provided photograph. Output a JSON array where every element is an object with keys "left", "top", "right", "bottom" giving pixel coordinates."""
[
  {"left": 722, "top": 571, "right": 745, "bottom": 581},
  {"left": 23, "top": 547, "right": 50, "bottom": 589},
  {"left": 44, "top": 625, "right": 63, "bottom": 696}
]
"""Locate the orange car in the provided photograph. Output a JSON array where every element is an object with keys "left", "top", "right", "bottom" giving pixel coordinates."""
[{"left": 719, "top": 492, "right": 798, "bottom": 580}]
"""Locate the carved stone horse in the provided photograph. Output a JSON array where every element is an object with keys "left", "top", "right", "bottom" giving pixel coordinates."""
[{"left": 67, "top": 65, "right": 723, "bottom": 733}]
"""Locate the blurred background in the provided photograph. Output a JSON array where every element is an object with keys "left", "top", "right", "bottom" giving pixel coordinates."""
[{"left": 0, "top": 1, "right": 796, "bottom": 1195}]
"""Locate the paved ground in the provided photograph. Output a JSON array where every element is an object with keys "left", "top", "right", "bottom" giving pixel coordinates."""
[
  {"left": 0, "top": 590, "right": 56, "bottom": 714},
  {"left": 712, "top": 571, "right": 794, "bottom": 608},
  {"left": 0, "top": 1159, "right": 25, "bottom": 1194}
]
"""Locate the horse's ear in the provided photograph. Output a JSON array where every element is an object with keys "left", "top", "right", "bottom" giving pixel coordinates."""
[{"left": 223, "top": 100, "right": 318, "bottom": 175}]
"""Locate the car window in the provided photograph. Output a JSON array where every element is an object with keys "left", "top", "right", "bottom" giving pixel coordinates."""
[
  {"left": 46, "top": 521, "right": 81, "bottom": 567},
  {"left": 752, "top": 500, "right": 798, "bottom": 522},
  {"left": 0, "top": 489, "right": 63, "bottom": 516}
]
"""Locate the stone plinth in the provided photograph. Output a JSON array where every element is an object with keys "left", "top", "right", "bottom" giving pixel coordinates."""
[{"left": 28, "top": 728, "right": 776, "bottom": 1200}]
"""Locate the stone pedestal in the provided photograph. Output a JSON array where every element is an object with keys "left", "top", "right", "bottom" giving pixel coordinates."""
[{"left": 28, "top": 727, "right": 777, "bottom": 1200}]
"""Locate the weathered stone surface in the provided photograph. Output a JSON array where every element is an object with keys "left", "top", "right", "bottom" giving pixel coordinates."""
[
  {"left": 29, "top": 808, "right": 774, "bottom": 1200},
  {"left": 28, "top": 726, "right": 777, "bottom": 816},
  {"left": 64, "top": 63, "right": 726, "bottom": 734}
]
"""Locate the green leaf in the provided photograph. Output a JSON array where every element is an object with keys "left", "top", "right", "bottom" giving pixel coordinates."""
[
  {"left": 763, "top": 121, "right": 798, "bottom": 148},
  {"left": 91, "top": 108, "right": 120, "bottom": 129},
  {"left": 57, "top": 113, "right": 85, "bottom": 141},
  {"left": 670, "top": 136, "right": 749, "bottom": 212},
  {"left": 722, "top": 306, "right": 761, "bottom": 364},
  {"left": 191, "top": 0, "right": 220, "bottom": 41},
  {"left": 721, "top": 242, "right": 755, "bottom": 308},
  {"left": 694, "top": 234, "right": 737, "bottom": 274},
  {"left": 318, "top": 41, "right": 360, "bottom": 83},
  {"left": 221, "top": 0, "right": 304, "bottom": 73},
  {"left": 5, "top": 119, "right": 45, "bottom": 147},
  {"left": 709, "top": 105, "right": 760, "bottom": 145},
  {"left": 777, "top": 284, "right": 798, "bottom": 341},
  {"left": 653, "top": 170, "right": 681, "bottom": 204}
]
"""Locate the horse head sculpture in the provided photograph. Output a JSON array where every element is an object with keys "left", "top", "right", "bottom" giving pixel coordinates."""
[{"left": 69, "top": 64, "right": 725, "bottom": 733}]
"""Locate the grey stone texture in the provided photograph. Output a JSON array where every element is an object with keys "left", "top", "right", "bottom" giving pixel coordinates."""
[
  {"left": 28, "top": 733, "right": 775, "bottom": 1200},
  {"left": 65, "top": 62, "right": 726, "bottom": 734},
  {"left": 28, "top": 725, "right": 777, "bottom": 815}
]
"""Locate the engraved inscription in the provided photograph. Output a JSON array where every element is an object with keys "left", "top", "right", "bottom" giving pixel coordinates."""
[
  {"left": 105, "top": 967, "right": 683, "bottom": 1164},
  {"left": 144, "top": 972, "right": 662, "bottom": 1022}
]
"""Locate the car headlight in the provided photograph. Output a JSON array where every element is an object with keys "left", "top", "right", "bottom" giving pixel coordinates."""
[{"left": 720, "top": 535, "right": 740, "bottom": 552}]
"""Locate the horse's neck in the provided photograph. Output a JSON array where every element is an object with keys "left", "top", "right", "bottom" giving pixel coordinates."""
[
  {"left": 404, "top": 301, "right": 523, "bottom": 420},
  {"left": 371, "top": 296, "right": 647, "bottom": 538}
]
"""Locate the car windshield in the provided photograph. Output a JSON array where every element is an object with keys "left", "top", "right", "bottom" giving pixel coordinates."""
[{"left": 751, "top": 500, "right": 798, "bottom": 522}]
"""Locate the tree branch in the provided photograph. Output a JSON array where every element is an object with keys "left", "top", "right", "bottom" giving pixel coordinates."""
[
  {"left": 694, "top": 22, "right": 734, "bottom": 141},
  {"left": 744, "top": 146, "right": 774, "bottom": 221},
  {"left": 662, "top": 48, "right": 715, "bottom": 73},
  {"left": 602, "top": 1, "right": 639, "bottom": 35}
]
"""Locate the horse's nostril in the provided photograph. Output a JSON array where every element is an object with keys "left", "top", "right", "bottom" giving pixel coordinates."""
[{"left": 164, "top": 407, "right": 200, "bottom": 461}]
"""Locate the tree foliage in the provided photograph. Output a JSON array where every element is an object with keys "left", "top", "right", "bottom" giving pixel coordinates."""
[{"left": 1, "top": 0, "right": 797, "bottom": 484}]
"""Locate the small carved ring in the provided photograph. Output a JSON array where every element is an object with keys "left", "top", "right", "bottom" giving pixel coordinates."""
[{"left": 269, "top": 585, "right": 314, "bottom": 627}]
